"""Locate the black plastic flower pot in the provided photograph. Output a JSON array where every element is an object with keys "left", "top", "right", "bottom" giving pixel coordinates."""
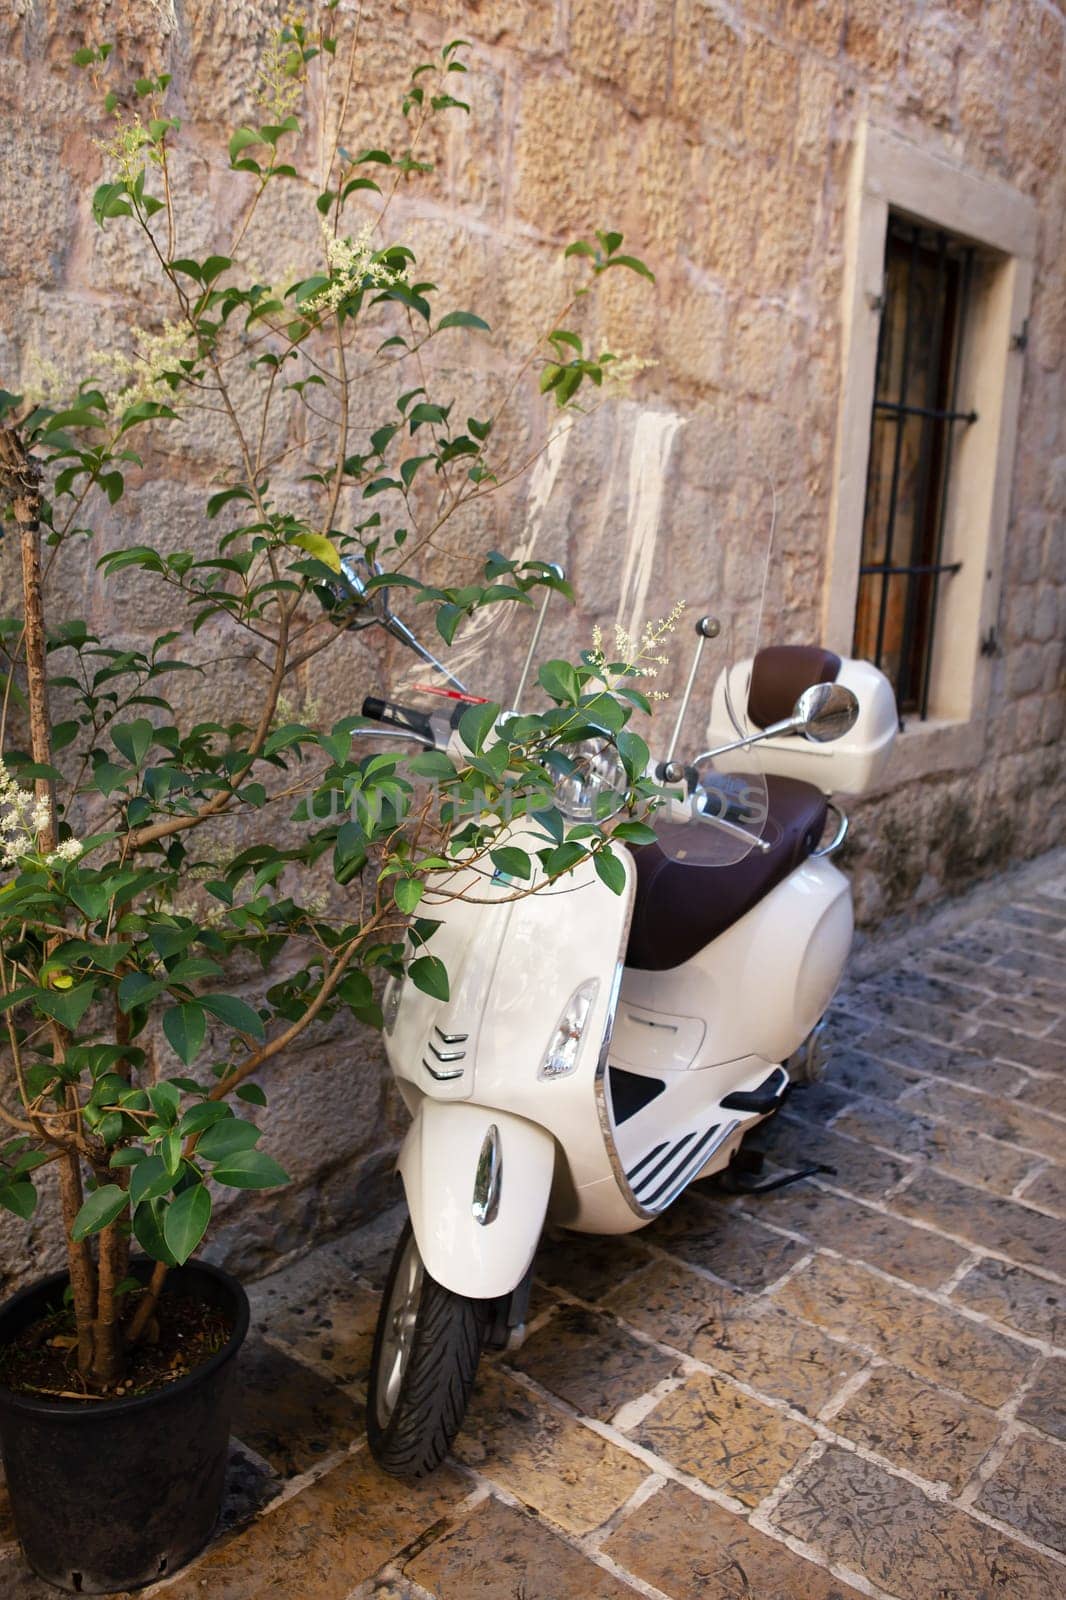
[{"left": 0, "top": 1258, "right": 249, "bottom": 1594}]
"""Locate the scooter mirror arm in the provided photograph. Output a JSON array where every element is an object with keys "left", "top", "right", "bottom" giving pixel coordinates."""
[
  {"left": 380, "top": 613, "right": 471, "bottom": 696},
  {"left": 692, "top": 713, "right": 799, "bottom": 766},
  {"left": 512, "top": 563, "right": 565, "bottom": 714},
  {"left": 662, "top": 615, "right": 720, "bottom": 768}
]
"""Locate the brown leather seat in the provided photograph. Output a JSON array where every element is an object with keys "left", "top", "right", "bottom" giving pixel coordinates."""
[{"left": 625, "top": 775, "right": 829, "bottom": 971}]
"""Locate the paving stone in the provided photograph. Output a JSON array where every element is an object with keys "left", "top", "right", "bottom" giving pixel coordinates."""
[
  {"left": 975, "top": 1432, "right": 1066, "bottom": 1554},
  {"left": 633, "top": 1370, "right": 814, "bottom": 1505},
  {"left": 603, "top": 1479, "right": 863, "bottom": 1600},
  {"left": 689, "top": 1300, "right": 861, "bottom": 1415},
  {"left": 899, "top": 1080, "right": 1066, "bottom": 1165},
  {"left": 1016, "top": 1073, "right": 1066, "bottom": 1117},
  {"left": 753, "top": 1114, "right": 909, "bottom": 1199},
  {"left": 231, "top": 1337, "right": 365, "bottom": 1476},
  {"left": 976, "top": 993, "right": 1063, "bottom": 1036},
  {"left": 407, "top": 1494, "right": 639, "bottom": 1599},
  {"left": 771, "top": 1446, "right": 1065, "bottom": 1598},
  {"left": 831, "top": 1096, "right": 1038, "bottom": 1194},
  {"left": 772, "top": 1255, "right": 1035, "bottom": 1406},
  {"left": 533, "top": 1229, "right": 650, "bottom": 1302},
  {"left": 506, "top": 1302, "right": 680, "bottom": 1421},
  {"left": 838, "top": 987, "right": 975, "bottom": 1045},
  {"left": 822, "top": 1046, "right": 919, "bottom": 1102},
  {"left": 646, "top": 1191, "right": 807, "bottom": 1292},
  {"left": 966, "top": 1025, "right": 1066, "bottom": 1074},
  {"left": 250, "top": 1250, "right": 381, "bottom": 1390},
  {"left": 454, "top": 1366, "right": 647, "bottom": 1534},
  {"left": 1016, "top": 1357, "right": 1066, "bottom": 1441},
  {"left": 601, "top": 1256, "right": 748, "bottom": 1349},
  {"left": 998, "top": 904, "right": 1066, "bottom": 935},
  {"left": 859, "top": 1025, "right": 1027, "bottom": 1095},
  {"left": 830, "top": 1366, "right": 1000, "bottom": 1491},
  {"left": 1020, "top": 1163, "right": 1066, "bottom": 1214},
  {"left": 949, "top": 1258, "right": 1066, "bottom": 1345},
  {"left": 783, "top": 1079, "right": 856, "bottom": 1125},
  {"left": 154, "top": 1451, "right": 468, "bottom": 1600},
  {"left": 992, "top": 949, "right": 1066, "bottom": 988},
  {"left": 738, "top": 1182, "right": 970, "bottom": 1288},
  {"left": 890, "top": 1168, "right": 1066, "bottom": 1272}
]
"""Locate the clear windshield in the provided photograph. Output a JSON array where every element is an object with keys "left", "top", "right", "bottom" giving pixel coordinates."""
[{"left": 648, "top": 478, "right": 776, "bottom": 866}]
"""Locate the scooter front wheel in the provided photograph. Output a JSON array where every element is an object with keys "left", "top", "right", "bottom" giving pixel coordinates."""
[{"left": 367, "top": 1219, "right": 489, "bottom": 1478}]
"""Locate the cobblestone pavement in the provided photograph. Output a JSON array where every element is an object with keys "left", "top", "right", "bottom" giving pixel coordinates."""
[{"left": 3, "top": 860, "right": 1065, "bottom": 1599}]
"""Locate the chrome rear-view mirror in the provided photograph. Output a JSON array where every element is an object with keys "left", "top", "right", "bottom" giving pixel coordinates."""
[{"left": 792, "top": 682, "right": 860, "bottom": 743}]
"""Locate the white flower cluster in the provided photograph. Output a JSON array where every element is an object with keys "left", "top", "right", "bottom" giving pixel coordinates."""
[
  {"left": 589, "top": 600, "right": 685, "bottom": 702},
  {"left": 95, "top": 115, "right": 151, "bottom": 186},
  {"left": 305, "top": 221, "right": 401, "bottom": 315},
  {"left": 603, "top": 354, "right": 658, "bottom": 396},
  {"left": 92, "top": 321, "right": 191, "bottom": 411},
  {"left": 0, "top": 756, "right": 82, "bottom": 872}
]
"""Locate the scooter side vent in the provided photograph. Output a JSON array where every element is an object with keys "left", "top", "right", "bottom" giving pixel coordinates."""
[
  {"left": 423, "top": 1024, "right": 469, "bottom": 1081},
  {"left": 626, "top": 1119, "right": 741, "bottom": 1213}
]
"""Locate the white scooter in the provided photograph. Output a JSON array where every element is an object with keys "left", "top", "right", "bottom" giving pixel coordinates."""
[{"left": 342, "top": 559, "right": 897, "bottom": 1477}]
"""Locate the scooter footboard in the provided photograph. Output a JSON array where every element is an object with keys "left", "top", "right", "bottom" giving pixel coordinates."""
[{"left": 398, "top": 1100, "right": 556, "bottom": 1299}]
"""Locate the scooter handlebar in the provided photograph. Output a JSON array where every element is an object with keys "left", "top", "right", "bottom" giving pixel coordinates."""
[{"left": 361, "top": 695, "right": 436, "bottom": 743}]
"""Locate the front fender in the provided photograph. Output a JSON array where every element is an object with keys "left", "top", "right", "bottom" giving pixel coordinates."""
[{"left": 398, "top": 1100, "right": 555, "bottom": 1299}]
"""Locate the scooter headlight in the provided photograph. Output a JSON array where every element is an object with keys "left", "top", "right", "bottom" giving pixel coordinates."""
[
  {"left": 551, "top": 739, "right": 627, "bottom": 822},
  {"left": 539, "top": 978, "right": 599, "bottom": 1079}
]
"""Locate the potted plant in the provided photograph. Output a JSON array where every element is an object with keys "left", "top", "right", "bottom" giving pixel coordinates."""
[{"left": 0, "top": 15, "right": 658, "bottom": 1591}]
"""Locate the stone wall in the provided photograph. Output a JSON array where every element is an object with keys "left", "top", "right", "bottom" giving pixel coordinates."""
[{"left": 0, "top": 0, "right": 1062, "bottom": 1283}]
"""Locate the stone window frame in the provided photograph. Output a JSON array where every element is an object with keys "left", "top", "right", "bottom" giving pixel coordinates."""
[{"left": 823, "top": 121, "right": 1036, "bottom": 783}]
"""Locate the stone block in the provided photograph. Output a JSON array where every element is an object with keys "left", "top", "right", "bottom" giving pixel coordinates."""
[
  {"left": 772, "top": 1254, "right": 1035, "bottom": 1406},
  {"left": 891, "top": 1168, "right": 1065, "bottom": 1273},
  {"left": 771, "top": 1446, "right": 1065, "bottom": 1596},
  {"left": 976, "top": 1431, "right": 1066, "bottom": 1553},
  {"left": 507, "top": 1301, "right": 681, "bottom": 1420},
  {"left": 603, "top": 1479, "right": 863, "bottom": 1600},
  {"left": 455, "top": 1366, "right": 648, "bottom": 1533},
  {"left": 831, "top": 1365, "right": 1000, "bottom": 1491},
  {"left": 633, "top": 1369, "right": 815, "bottom": 1504}
]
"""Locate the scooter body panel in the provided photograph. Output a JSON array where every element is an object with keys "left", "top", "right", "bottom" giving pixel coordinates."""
[{"left": 397, "top": 1098, "right": 556, "bottom": 1299}]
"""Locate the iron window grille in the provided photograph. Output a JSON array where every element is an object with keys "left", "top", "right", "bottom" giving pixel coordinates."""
[{"left": 853, "top": 214, "right": 977, "bottom": 722}]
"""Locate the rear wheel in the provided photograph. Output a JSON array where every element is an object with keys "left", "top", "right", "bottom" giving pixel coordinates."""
[{"left": 366, "top": 1220, "right": 489, "bottom": 1478}]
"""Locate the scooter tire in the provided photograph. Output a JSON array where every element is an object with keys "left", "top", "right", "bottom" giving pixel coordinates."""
[{"left": 367, "top": 1220, "right": 489, "bottom": 1478}]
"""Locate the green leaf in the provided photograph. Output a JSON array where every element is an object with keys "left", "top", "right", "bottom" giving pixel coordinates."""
[
  {"left": 148, "top": 1081, "right": 181, "bottom": 1127},
  {"left": 228, "top": 126, "right": 262, "bottom": 162},
  {"left": 490, "top": 846, "right": 531, "bottom": 881},
  {"left": 133, "top": 1196, "right": 177, "bottom": 1266},
  {"left": 71, "top": 1184, "right": 128, "bottom": 1241},
  {"left": 112, "top": 718, "right": 154, "bottom": 766},
  {"left": 212, "top": 1149, "right": 290, "bottom": 1189},
  {"left": 544, "top": 841, "right": 587, "bottom": 879},
  {"left": 35, "top": 982, "right": 96, "bottom": 1030},
  {"left": 0, "top": 1183, "right": 37, "bottom": 1220},
  {"left": 199, "top": 993, "right": 266, "bottom": 1039},
  {"left": 593, "top": 849, "right": 627, "bottom": 895},
  {"left": 162, "top": 1184, "right": 211, "bottom": 1264},
  {"left": 603, "top": 254, "right": 655, "bottom": 281},
  {"left": 129, "top": 1153, "right": 174, "bottom": 1209},
  {"left": 163, "top": 1003, "right": 207, "bottom": 1065},
  {"left": 437, "top": 310, "right": 490, "bottom": 332},
  {"left": 611, "top": 820, "right": 659, "bottom": 845},
  {"left": 290, "top": 530, "right": 341, "bottom": 573},
  {"left": 206, "top": 484, "right": 255, "bottom": 518},
  {"left": 177, "top": 1102, "right": 231, "bottom": 1137},
  {"left": 408, "top": 954, "right": 449, "bottom": 1002},
  {"left": 457, "top": 700, "right": 499, "bottom": 755},
  {"left": 538, "top": 660, "right": 580, "bottom": 704},
  {"left": 394, "top": 877, "right": 423, "bottom": 914},
  {"left": 196, "top": 1118, "right": 261, "bottom": 1162},
  {"left": 236, "top": 1083, "right": 267, "bottom": 1106}
]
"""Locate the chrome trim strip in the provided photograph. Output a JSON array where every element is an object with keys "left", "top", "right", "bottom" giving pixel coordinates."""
[
  {"left": 644, "top": 1119, "right": 741, "bottom": 1214},
  {"left": 592, "top": 868, "right": 656, "bottom": 1220},
  {"left": 434, "top": 1026, "right": 469, "bottom": 1044},
  {"left": 423, "top": 1057, "right": 464, "bottom": 1082},
  {"left": 429, "top": 1042, "right": 466, "bottom": 1062},
  {"left": 472, "top": 1123, "right": 502, "bottom": 1225}
]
